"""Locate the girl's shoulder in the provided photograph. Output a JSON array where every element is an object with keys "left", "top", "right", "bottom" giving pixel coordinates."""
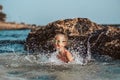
[{"left": 64, "top": 49, "right": 71, "bottom": 55}]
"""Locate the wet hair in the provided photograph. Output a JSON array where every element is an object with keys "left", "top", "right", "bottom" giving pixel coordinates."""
[{"left": 55, "top": 33, "right": 68, "bottom": 42}]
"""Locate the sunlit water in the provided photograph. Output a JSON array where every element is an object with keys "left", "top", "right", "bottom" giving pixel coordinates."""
[{"left": 0, "top": 30, "right": 120, "bottom": 80}]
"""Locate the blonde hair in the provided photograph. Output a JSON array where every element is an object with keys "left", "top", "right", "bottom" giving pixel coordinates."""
[{"left": 55, "top": 33, "right": 68, "bottom": 42}]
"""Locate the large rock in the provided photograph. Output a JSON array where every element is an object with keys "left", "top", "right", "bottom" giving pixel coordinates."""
[{"left": 25, "top": 18, "right": 120, "bottom": 59}]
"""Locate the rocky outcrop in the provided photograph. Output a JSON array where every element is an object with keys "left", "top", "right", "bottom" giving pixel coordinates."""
[
  {"left": 91, "top": 26, "right": 120, "bottom": 59},
  {"left": 25, "top": 18, "right": 120, "bottom": 59}
]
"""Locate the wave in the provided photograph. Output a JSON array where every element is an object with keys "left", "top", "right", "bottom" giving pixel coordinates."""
[
  {"left": 0, "top": 40, "right": 25, "bottom": 53},
  {"left": 0, "top": 40, "right": 25, "bottom": 45}
]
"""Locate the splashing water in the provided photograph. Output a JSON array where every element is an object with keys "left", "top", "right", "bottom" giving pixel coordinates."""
[
  {"left": 48, "top": 51, "right": 64, "bottom": 64},
  {"left": 20, "top": 36, "right": 93, "bottom": 65},
  {"left": 86, "top": 35, "right": 92, "bottom": 61},
  {"left": 2, "top": 42, "right": 91, "bottom": 66},
  {"left": 68, "top": 35, "right": 93, "bottom": 65}
]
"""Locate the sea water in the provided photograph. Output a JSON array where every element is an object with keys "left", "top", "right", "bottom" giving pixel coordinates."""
[{"left": 0, "top": 30, "right": 120, "bottom": 80}]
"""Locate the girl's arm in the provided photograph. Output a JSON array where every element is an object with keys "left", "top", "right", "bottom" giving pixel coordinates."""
[{"left": 66, "top": 50, "right": 74, "bottom": 62}]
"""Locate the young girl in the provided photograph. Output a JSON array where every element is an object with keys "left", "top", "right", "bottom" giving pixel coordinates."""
[{"left": 53, "top": 33, "right": 74, "bottom": 63}]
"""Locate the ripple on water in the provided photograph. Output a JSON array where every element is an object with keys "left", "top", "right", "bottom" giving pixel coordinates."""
[
  {"left": 0, "top": 53, "right": 120, "bottom": 80},
  {"left": 30, "top": 75, "right": 57, "bottom": 80}
]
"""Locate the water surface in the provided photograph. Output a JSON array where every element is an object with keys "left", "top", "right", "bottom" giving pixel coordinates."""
[{"left": 0, "top": 30, "right": 120, "bottom": 80}]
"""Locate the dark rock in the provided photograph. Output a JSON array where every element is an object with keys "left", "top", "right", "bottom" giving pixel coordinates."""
[
  {"left": 90, "top": 26, "right": 120, "bottom": 59},
  {"left": 25, "top": 18, "right": 120, "bottom": 59}
]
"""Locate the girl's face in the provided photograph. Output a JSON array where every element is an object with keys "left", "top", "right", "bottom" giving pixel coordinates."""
[{"left": 54, "top": 35, "right": 67, "bottom": 49}]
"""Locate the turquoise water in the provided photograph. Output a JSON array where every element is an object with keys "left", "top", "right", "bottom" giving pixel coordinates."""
[
  {"left": 0, "top": 30, "right": 30, "bottom": 53},
  {"left": 0, "top": 30, "right": 120, "bottom": 80}
]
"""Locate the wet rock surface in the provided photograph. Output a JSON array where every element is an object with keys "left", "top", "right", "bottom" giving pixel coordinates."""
[{"left": 25, "top": 18, "right": 120, "bottom": 59}]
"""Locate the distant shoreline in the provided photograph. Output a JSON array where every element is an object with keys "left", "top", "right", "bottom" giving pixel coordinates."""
[
  {"left": 0, "top": 21, "right": 35, "bottom": 30},
  {"left": 0, "top": 21, "right": 120, "bottom": 30},
  {"left": 100, "top": 24, "right": 120, "bottom": 27}
]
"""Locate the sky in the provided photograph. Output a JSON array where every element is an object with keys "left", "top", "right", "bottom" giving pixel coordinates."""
[{"left": 0, "top": 0, "right": 120, "bottom": 25}]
